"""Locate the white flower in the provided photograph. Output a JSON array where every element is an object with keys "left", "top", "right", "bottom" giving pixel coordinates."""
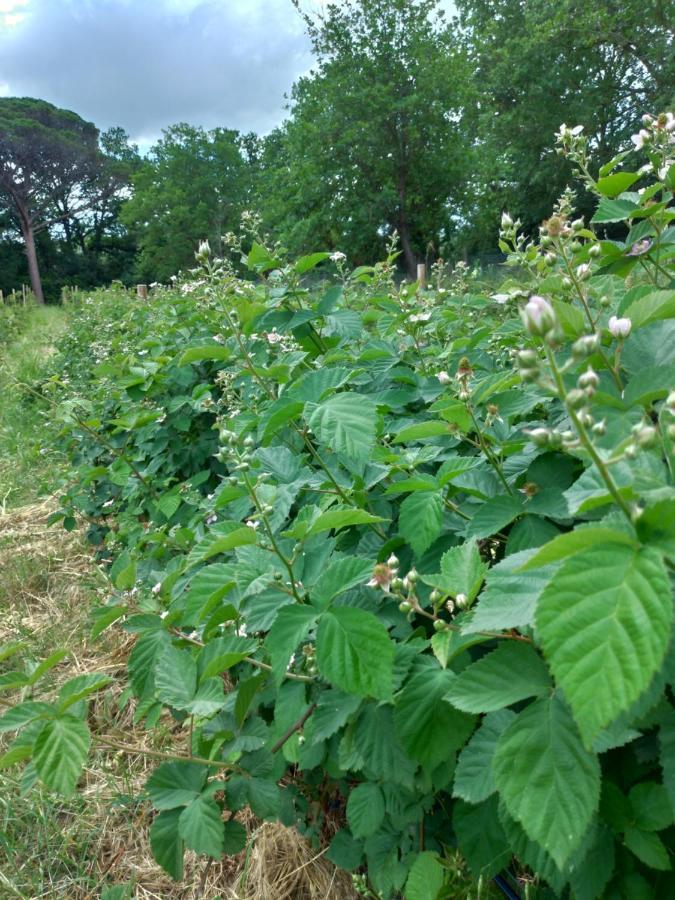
[
  {"left": 631, "top": 129, "right": 650, "bottom": 149},
  {"left": 664, "top": 112, "right": 675, "bottom": 132},
  {"left": 520, "top": 295, "right": 557, "bottom": 336},
  {"left": 330, "top": 251, "right": 346, "bottom": 262},
  {"left": 437, "top": 371, "right": 452, "bottom": 385},
  {"left": 608, "top": 316, "right": 632, "bottom": 339},
  {"left": 642, "top": 114, "right": 655, "bottom": 126},
  {"left": 152, "top": 582, "right": 162, "bottom": 595},
  {"left": 491, "top": 293, "right": 510, "bottom": 305},
  {"left": 409, "top": 312, "right": 431, "bottom": 323},
  {"left": 265, "top": 330, "right": 283, "bottom": 344},
  {"left": 246, "top": 519, "right": 260, "bottom": 530}
]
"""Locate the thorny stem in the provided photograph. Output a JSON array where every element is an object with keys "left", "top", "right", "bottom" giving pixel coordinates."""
[
  {"left": 271, "top": 703, "right": 317, "bottom": 753},
  {"left": 96, "top": 736, "right": 232, "bottom": 769},
  {"left": 545, "top": 346, "right": 633, "bottom": 523}
]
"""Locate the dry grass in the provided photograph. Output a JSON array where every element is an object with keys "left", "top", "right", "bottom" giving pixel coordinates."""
[{"left": 0, "top": 501, "right": 360, "bottom": 899}]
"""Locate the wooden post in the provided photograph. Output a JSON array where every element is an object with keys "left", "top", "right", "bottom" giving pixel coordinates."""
[
  {"left": 416, "top": 263, "right": 427, "bottom": 289},
  {"left": 137, "top": 284, "right": 149, "bottom": 300},
  {"left": 22, "top": 284, "right": 27, "bottom": 305},
  {"left": 0, "top": 289, "right": 3, "bottom": 305}
]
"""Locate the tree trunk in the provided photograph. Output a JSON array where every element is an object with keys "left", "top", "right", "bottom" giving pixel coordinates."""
[
  {"left": 397, "top": 165, "right": 417, "bottom": 279},
  {"left": 19, "top": 215, "right": 45, "bottom": 304}
]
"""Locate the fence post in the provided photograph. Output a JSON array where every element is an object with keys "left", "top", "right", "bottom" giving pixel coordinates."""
[
  {"left": 416, "top": 263, "right": 427, "bottom": 289},
  {"left": 137, "top": 284, "right": 148, "bottom": 300}
]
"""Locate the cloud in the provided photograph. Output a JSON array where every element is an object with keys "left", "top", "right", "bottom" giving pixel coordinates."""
[{"left": 0, "top": 0, "right": 312, "bottom": 142}]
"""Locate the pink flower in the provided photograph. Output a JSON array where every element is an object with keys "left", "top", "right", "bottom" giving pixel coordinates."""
[
  {"left": 520, "top": 295, "right": 557, "bottom": 336},
  {"left": 608, "top": 316, "right": 632, "bottom": 339}
]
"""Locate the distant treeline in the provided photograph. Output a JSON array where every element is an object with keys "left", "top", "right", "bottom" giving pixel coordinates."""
[{"left": 1, "top": 0, "right": 672, "bottom": 300}]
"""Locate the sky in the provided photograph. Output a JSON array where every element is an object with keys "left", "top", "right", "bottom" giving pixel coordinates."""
[{"left": 0, "top": 0, "right": 456, "bottom": 151}]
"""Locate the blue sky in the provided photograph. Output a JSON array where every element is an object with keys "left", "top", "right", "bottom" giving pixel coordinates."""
[{"left": 0, "top": 0, "right": 456, "bottom": 150}]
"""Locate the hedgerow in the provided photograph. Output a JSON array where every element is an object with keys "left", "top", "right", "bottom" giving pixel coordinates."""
[{"left": 1, "top": 113, "right": 675, "bottom": 898}]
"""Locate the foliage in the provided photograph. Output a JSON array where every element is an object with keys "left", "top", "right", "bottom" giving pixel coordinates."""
[
  {"left": 259, "top": 0, "right": 468, "bottom": 276},
  {"left": 120, "top": 124, "right": 253, "bottom": 283},
  {"left": 2, "top": 115, "right": 675, "bottom": 899}
]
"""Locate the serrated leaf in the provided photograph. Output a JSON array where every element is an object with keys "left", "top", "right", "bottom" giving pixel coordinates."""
[
  {"left": 33, "top": 716, "right": 90, "bottom": 795},
  {"left": 186, "top": 678, "right": 226, "bottom": 716},
  {"left": 453, "top": 796, "right": 511, "bottom": 879},
  {"left": 404, "top": 851, "right": 444, "bottom": 900},
  {"left": 111, "top": 550, "right": 136, "bottom": 591},
  {"left": 307, "top": 508, "right": 384, "bottom": 535},
  {"left": 179, "top": 344, "right": 232, "bottom": 365},
  {"left": 311, "top": 556, "right": 374, "bottom": 609},
  {"left": 465, "top": 494, "right": 523, "bottom": 539},
  {"left": 596, "top": 171, "right": 640, "bottom": 197},
  {"left": 445, "top": 642, "right": 551, "bottom": 713},
  {"left": 536, "top": 545, "right": 672, "bottom": 746},
  {"left": 316, "top": 607, "right": 394, "bottom": 700},
  {"left": 453, "top": 710, "right": 516, "bottom": 804},
  {"left": 624, "top": 289, "right": 675, "bottom": 330},
  {"left": 518, "top": 526, "right": 636, "bottom": 571},
  {"left": 327, "top": 830, "right": 364, "bottom": 870},
  {"left": 182, "top": 564, "right": 236, "bottom": 625},
  {"left": 399, "top": 491, "right": 443, "bottom": 556},
  {"left": 624, "top": 827, "right": 670, "bottom": 870},
  {"left": 353, "top": 703, "right": 417, "bottom": 789},
  {"left": 346, "top": 782, "right": 385, "bottom": 838},
  {"left": 393, "top": 421, "right": 451, "bottom": 443},
  {"left": 155, "top": 645, "right": 197, "bottom": 709},
  {"left": 422, "top": 538, "right": 487, "bottom": 601},
  {"left": 395, "top": 660, "right": 475, "bottom": 768},
  {"left": 150, "top": 808, "right": 184, "bottom": 879},
  {"left": 659, "top": 707, "right": 675, "bottom": 816},
  {"left": 266, "top": 605, "right": 317, "bottom": 684},
  {"left": 146, "top": 761, "right": 206, "bottom": 810},
  {"left": 493, "top": 694, "right": 601, "bottom": 868},
  {"left": 57, "top": 674, "right": 113, "bottom": 712},
  {"left": 223, "top": 819, "right": 247, "bottom": 854},
  {"left": 591, "top": 197, "right": 639, "bottom": 223},
  {"left": 629, "top": 781, "right": 673, "bottom": 832},
  {"left": 179, "top": 795, "right": 224, "bottom": 859},
  {"left": 306, "top": 392, "right": 377, "bottom": 463},
  {"left": 304, "top": 689, "right": 362, "bottom": 743},
  {"left": 463, "top": 549, "right": 558, "bottom": 635}
]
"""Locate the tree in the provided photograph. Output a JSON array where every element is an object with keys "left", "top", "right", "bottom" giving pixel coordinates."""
[
  {"left": 454, "top": 0, "right": 675, "bottom": 255},
  {"left": 0, "top": 98, "right": 103, "bottom": 303},
  {"left": 120, "top": 125, "right": 251, "bottom": 282},
  {"left": 261, "top": 0, "right": 468, "bottom": 277}
]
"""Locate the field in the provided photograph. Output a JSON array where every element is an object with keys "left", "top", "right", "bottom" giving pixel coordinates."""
[{"left": 1, "top": 119, "right": 675, "bottom": 899}]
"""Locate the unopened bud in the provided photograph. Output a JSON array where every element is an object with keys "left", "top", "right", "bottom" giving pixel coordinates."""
[
  {"left": 437, "top": 371, "right": 452, "bottom": 385},
  {"left": 398, "top": 601, "right": 412, "bottom": 613},
  {"left": 572, "top": 334, "right": 599, "bottom": 357},
  {"left": 636, "top": 425, "right": 658, "bottom": 448},
  {"left": 433, "top": 619, "right": 448, "bottom": 632},
  {"left": 589, "top": 244, "right": 601, "bottom": 258},
  {"left": 430, "top": 589, "right": 441, "bottom": 603},
  {"left": 608, "top": 316, "right": 632, "bottom": 339},
  {"left": 526, "top": 427, "right": 551, "bottom": 448},
  {"left": 517, "top": 349, "right": 539, "bottom": 367},
  {"left": 572, "top": 218, "right": 584, "bottom": 231},
  {"left": 387, "top": 553, "right": 400, "bottom": 570},
  {"left": 576, "top": 263, "right": 591, "bottom": 280},
  {"left": 501, "top": 211, "right": 513, "bottom": 229},
  {"left": 520, "top": 295, "right": 557, "bottom": 337},
  {"left": 592, "top": 419, "right": 606, "bottom": 436},
  {"left": 445, "top": 599, "right": 455, "bottom": 614},
  {"left": 666, "top": 391, "right": 675, "bottom": 413},
  {"left": 577, "top": 367, "right": 599, "bottom": 392},
  {"left": 455, "top": 593, "right": 468, "bottom": 609}
]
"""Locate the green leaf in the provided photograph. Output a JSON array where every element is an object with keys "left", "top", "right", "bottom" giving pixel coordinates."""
[
  {"left": 624, "top": 827, "right": 671, "bottom": 871},
  {"left": 0, "top": 701, "right": 52, "bottom": 733},
  {"left": 552, "top": 299, "right": 585, "bottom": 339},
  {"left": 659, "top": 708, "right": 675, "bottom": 816},
  {"left": 465, "top": 494, "right": 523, "bottom": 539},
  {"left": 346, "top": 782, "right": 385, "bottom": 838},
  {"left": 179, "top": 344, "right": 232, "bottom": 365},
  {"left": 399, "top": 491, "right": 443, "bottom": 556},
  {"left": 304, "top": 689, "right": 362, "bottom": 743},
  {"left": 306, "top": 392, "right": 377, "bottom": 463},
  {"left": 266, "top": 605, "right": 317, "bottom": 684},
  {"left": 453, "top": 710, "right": 516, "bottom": 804},
  {"left": 591, "top": 197, "right": 640, "bottom": 223},
  {"left": 422, "top": 538, "right": 487, "bottom": 601},
  {"left": 624, "top": 290, "right": 675, "bottom": 330},
  {"left": 404, "top": 851, "right": 444, "bottom": 900},
  {"left": 518, "top": 526, "right": 636, "bottom": 571},
  {"left": 182, "top": 564, "right": 236, "bottom": 625},
  {"left": 146, "top": 761, "right": 206, "bottom": 810},
  {"left": 327, "top": 830, "right": 364, "bottom": 870},
  {"left": 445, "top": 643, "right": 551, "bottom": 713},
  {"left": 536, "top": 545, "right": 672, "bottom": 746},
  {"left": 628, "top": 781, "right": 674, "bottom": 832},
  {"left": 223, "top": 819, "right": 247, "bottom": 854},
  {"left": 187, "top": 527, "right": 257, "bottom": 566},
  {"left": 311, "top": 556, "right": 374, "bottom": 609},
  {"left": 596, "top": 171, "right": 641, "bottom": 197},
  {"left": 294, "top": 251, "right": 330, "bottom": 274},
  {"left": 463, "top": 549, "right": 558, "bottom": 635},
  {"left": 33, "top": 716, "right": 90, "bottom": 795},
  {"left": 186, "top": 678, "right": 226, "bottom": 716},
  {"left": 395, "top": 660, "right": 475, "bottom": 768},
  {"left": 111, "top": 550, "right": 136, "bottom": 591},
  {"left": 155, "top": 645, "right": 197, "bottom": 709},
  {"left": 430, "top": 628, "right": 492, "bottom": 669},
  {"left": 150, "top": 808, "right": 184, "bottom": 880},
  {"left": 493, "top": 694, "right": 601, "bottom": 869},
  {"left": 57, "top": 674, "right": 113, "bottom": 712},
  {"left": 307, "top": 508, "right": 385, "bottom": 536},
  {"left": 316, "top": 607, "right": 394, "bottom": 700},
  {"left": 393, "top": 421, "right": 451, "bottom": 443},
  {"left": 179, "top": 796, "right": 224, "bottom": 859},
  {"left": 453, "top": 796, "right": 511, "bottom": 879}
]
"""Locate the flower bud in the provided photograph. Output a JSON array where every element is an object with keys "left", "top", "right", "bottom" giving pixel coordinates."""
[
  {"left": 572, "top": 333, "right": 599, "bottom": 357},
  {"left": 636, "top": 425, "right": 658, "bottom": 448},
  {"left": 455, "top": 593, "right": 468, "bottom": 609},
  {"left": 589, "top": 244, "right": 601, "bottom": 258},
  {"left": 668, "top": 424, "right": 675, "bottom": 440},
  {"left": 592, "top": 419, "right": 606, "bottom": 436},
  {"left": 608, "top": 316, "right": 632, "bottom": 339},
  {"left": 544, "top": 252, "right": 556, "bottom": 266},
  {"left": 572, "top": 218, "right": 584, "bottom": 231},
  {"left": 666, "top": 391, "right": 675, "bottom": 413},
  {"left": 433, "top": 619, "right": 448, "bottom": 632},
  {"left": 517, "top": 349, "right": 539, "bottom": 367},
  {"left": 566, "top": 388, "right": 587, "bottom": 410},
  {"left": 398, "top": 601, "right": 412, "bottom": 613},
  {"left": 578, "top": 367, "right": 599, "bottom": 392},
  {"left": 445, "top": 599, "right": 455, "bottom": 614},
  {"left": 387, "top": 553, "right": 400, "bottom": 570},
  {"left": 501, "top": 211, "right": 513, "bottom": 229},
  {"left": 575, "top": 263, "right": 591, "bottom": 280},
  {"left": 430, "top": 589, "right": 441, "bottom": 603},
  {"left": 437, "top": 371, "right": 452, "bottom": 385},
  {"left": 520, "top": 295, "right": 557, "bottom": 337},
  {"left": 525, "top": 427, "right": 551, "bottom": 448}
]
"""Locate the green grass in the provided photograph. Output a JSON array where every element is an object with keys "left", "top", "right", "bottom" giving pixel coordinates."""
[{"left": 0, "top": 304, "right": 69, "bottom": 508}]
